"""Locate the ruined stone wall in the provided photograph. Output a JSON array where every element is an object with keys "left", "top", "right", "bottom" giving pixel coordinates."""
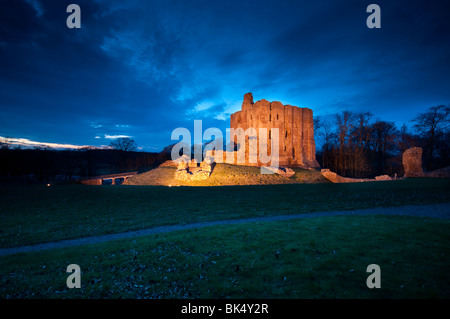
[
  {"left": 229, "top": 93, "right": 319, "bottom": 168},
  {"left": 402, "top": 147, "right": 424, "bottom": 177}
]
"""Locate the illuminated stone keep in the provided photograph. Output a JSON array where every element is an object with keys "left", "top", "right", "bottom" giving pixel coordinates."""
[{"left": 229, "top": 93, "right": 319, "bottom": 168}]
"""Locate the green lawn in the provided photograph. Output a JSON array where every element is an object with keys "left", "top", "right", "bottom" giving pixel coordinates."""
[
  {"left": 1, "top": 178, "right": 449, "bottom": 299},
  {"left": 1, "top": 215, "right": 449, "bottom": 298},
  {"left": 1, "top": 178, "right": 449, "bottom": 248}
]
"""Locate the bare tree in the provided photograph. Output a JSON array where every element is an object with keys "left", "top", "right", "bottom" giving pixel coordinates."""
[
  {"left": 335, "top": 111, "right": 354, "bottom": 175},
  {"left": 109, "top": 138, "right": 138, "bottom": 152},
  {"left": 371, "top": 121, "right": 397, "bottom": 173},
  {"left": 412, "top": 105, "right": 450, "bottom": 169},
  {"left": 396, "top": 124, "right": 415, "bottom": 153},
  {"left": 0, "top": 137, "right": 11, "bottom": 150},
  {"left": 314, "top": 117, "right": 335, "bottom": 169},
  {"left": 336, "top": 111, "right": 353, "bottom": 149},
  {"left": 352, "top": 112, "right": 373, "bottom": 149},
  {"left": 350, "top": 144, "right": 372, "bottom": 177}
]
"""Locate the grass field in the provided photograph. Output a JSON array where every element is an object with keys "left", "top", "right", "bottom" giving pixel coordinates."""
[
  {"left": 0, "top": 215, "right": 449, "bottom": 298},
  {"left": 0, "top": 177, "right": 449, "bottom": 299},
  {"left": 1, "top": 178, "right": 449, "bottom": 248}
]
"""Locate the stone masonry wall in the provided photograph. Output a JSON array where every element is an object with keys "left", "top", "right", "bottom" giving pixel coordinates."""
[{"left": 229, "top": 93, "right": 319, "bottom": 168}]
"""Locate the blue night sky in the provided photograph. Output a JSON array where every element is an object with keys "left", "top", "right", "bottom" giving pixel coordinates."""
[{"left": 1, "top": 0, "right": 449, "bottom": 151}]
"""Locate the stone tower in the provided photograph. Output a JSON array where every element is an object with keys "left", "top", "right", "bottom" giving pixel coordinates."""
[{"left": 229, "top": 93, "right": 319, "bottom": 168}]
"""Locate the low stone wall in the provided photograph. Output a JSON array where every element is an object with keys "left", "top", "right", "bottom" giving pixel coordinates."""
[
  {"left": 172, "top": 154, "right": 297, "bottom": 181},
  {"left": 175, "top": 168, "right": 211, "bottom": 182},
  {"left": 80, "top": 179, "right": 102, "bottom": 185},
  {"left": 425, "top": 166, "right": 450, "bottom": 178},
  {"left": 321, "top": 169, "right": 393, "bottom": 183},
  {"left": 260, "top": 166, "right": 295, "bottom": 177}
]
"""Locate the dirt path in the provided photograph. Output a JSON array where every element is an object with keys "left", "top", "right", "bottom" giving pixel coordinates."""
[{"left": 1, "top": 203, "right": 449, "bottom": 257}]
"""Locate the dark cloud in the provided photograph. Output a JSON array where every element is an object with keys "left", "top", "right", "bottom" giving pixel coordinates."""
[{"left": 0, "top": 0, "right": 449, "bottom": 150}]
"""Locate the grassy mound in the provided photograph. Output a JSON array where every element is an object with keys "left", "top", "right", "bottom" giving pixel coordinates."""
[
  {"left": 1, "top": 215, "right": 449, "bottom": 298},
  {"left": 126, "top": 163, "right": 329, "bottom": 186}
]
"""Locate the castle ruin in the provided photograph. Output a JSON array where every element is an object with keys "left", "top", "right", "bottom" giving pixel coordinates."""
[{"left": 227, "top": 93, "right": 319, "bottom": 168}]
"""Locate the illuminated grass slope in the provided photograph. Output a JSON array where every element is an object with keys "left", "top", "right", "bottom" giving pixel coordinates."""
[{"left": 125, "top": 163, "right": 330, "bottom": 186}]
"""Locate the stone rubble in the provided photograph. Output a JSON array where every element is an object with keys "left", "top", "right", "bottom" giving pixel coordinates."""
[
  {"left": 174, "top": 156, "right": 215, "bottom": 182},
  {"left": 321, "top": 169, "right": 393, "bottom": 183}
]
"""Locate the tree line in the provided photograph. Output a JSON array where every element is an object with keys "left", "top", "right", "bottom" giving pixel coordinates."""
[
  {"left": 314, "top": 105, "right": 449, "bottom": 178},
  {"left": 0, "top": 138, "right": 170, "bottom": 184},
  {"left": 1, "top": 105, "right": 448, "bottom": 183}
]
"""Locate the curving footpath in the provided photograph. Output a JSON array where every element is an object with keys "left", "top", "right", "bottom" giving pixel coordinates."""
[{"left": 1, "top": 203, "right": 449, "bottom": 257}]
